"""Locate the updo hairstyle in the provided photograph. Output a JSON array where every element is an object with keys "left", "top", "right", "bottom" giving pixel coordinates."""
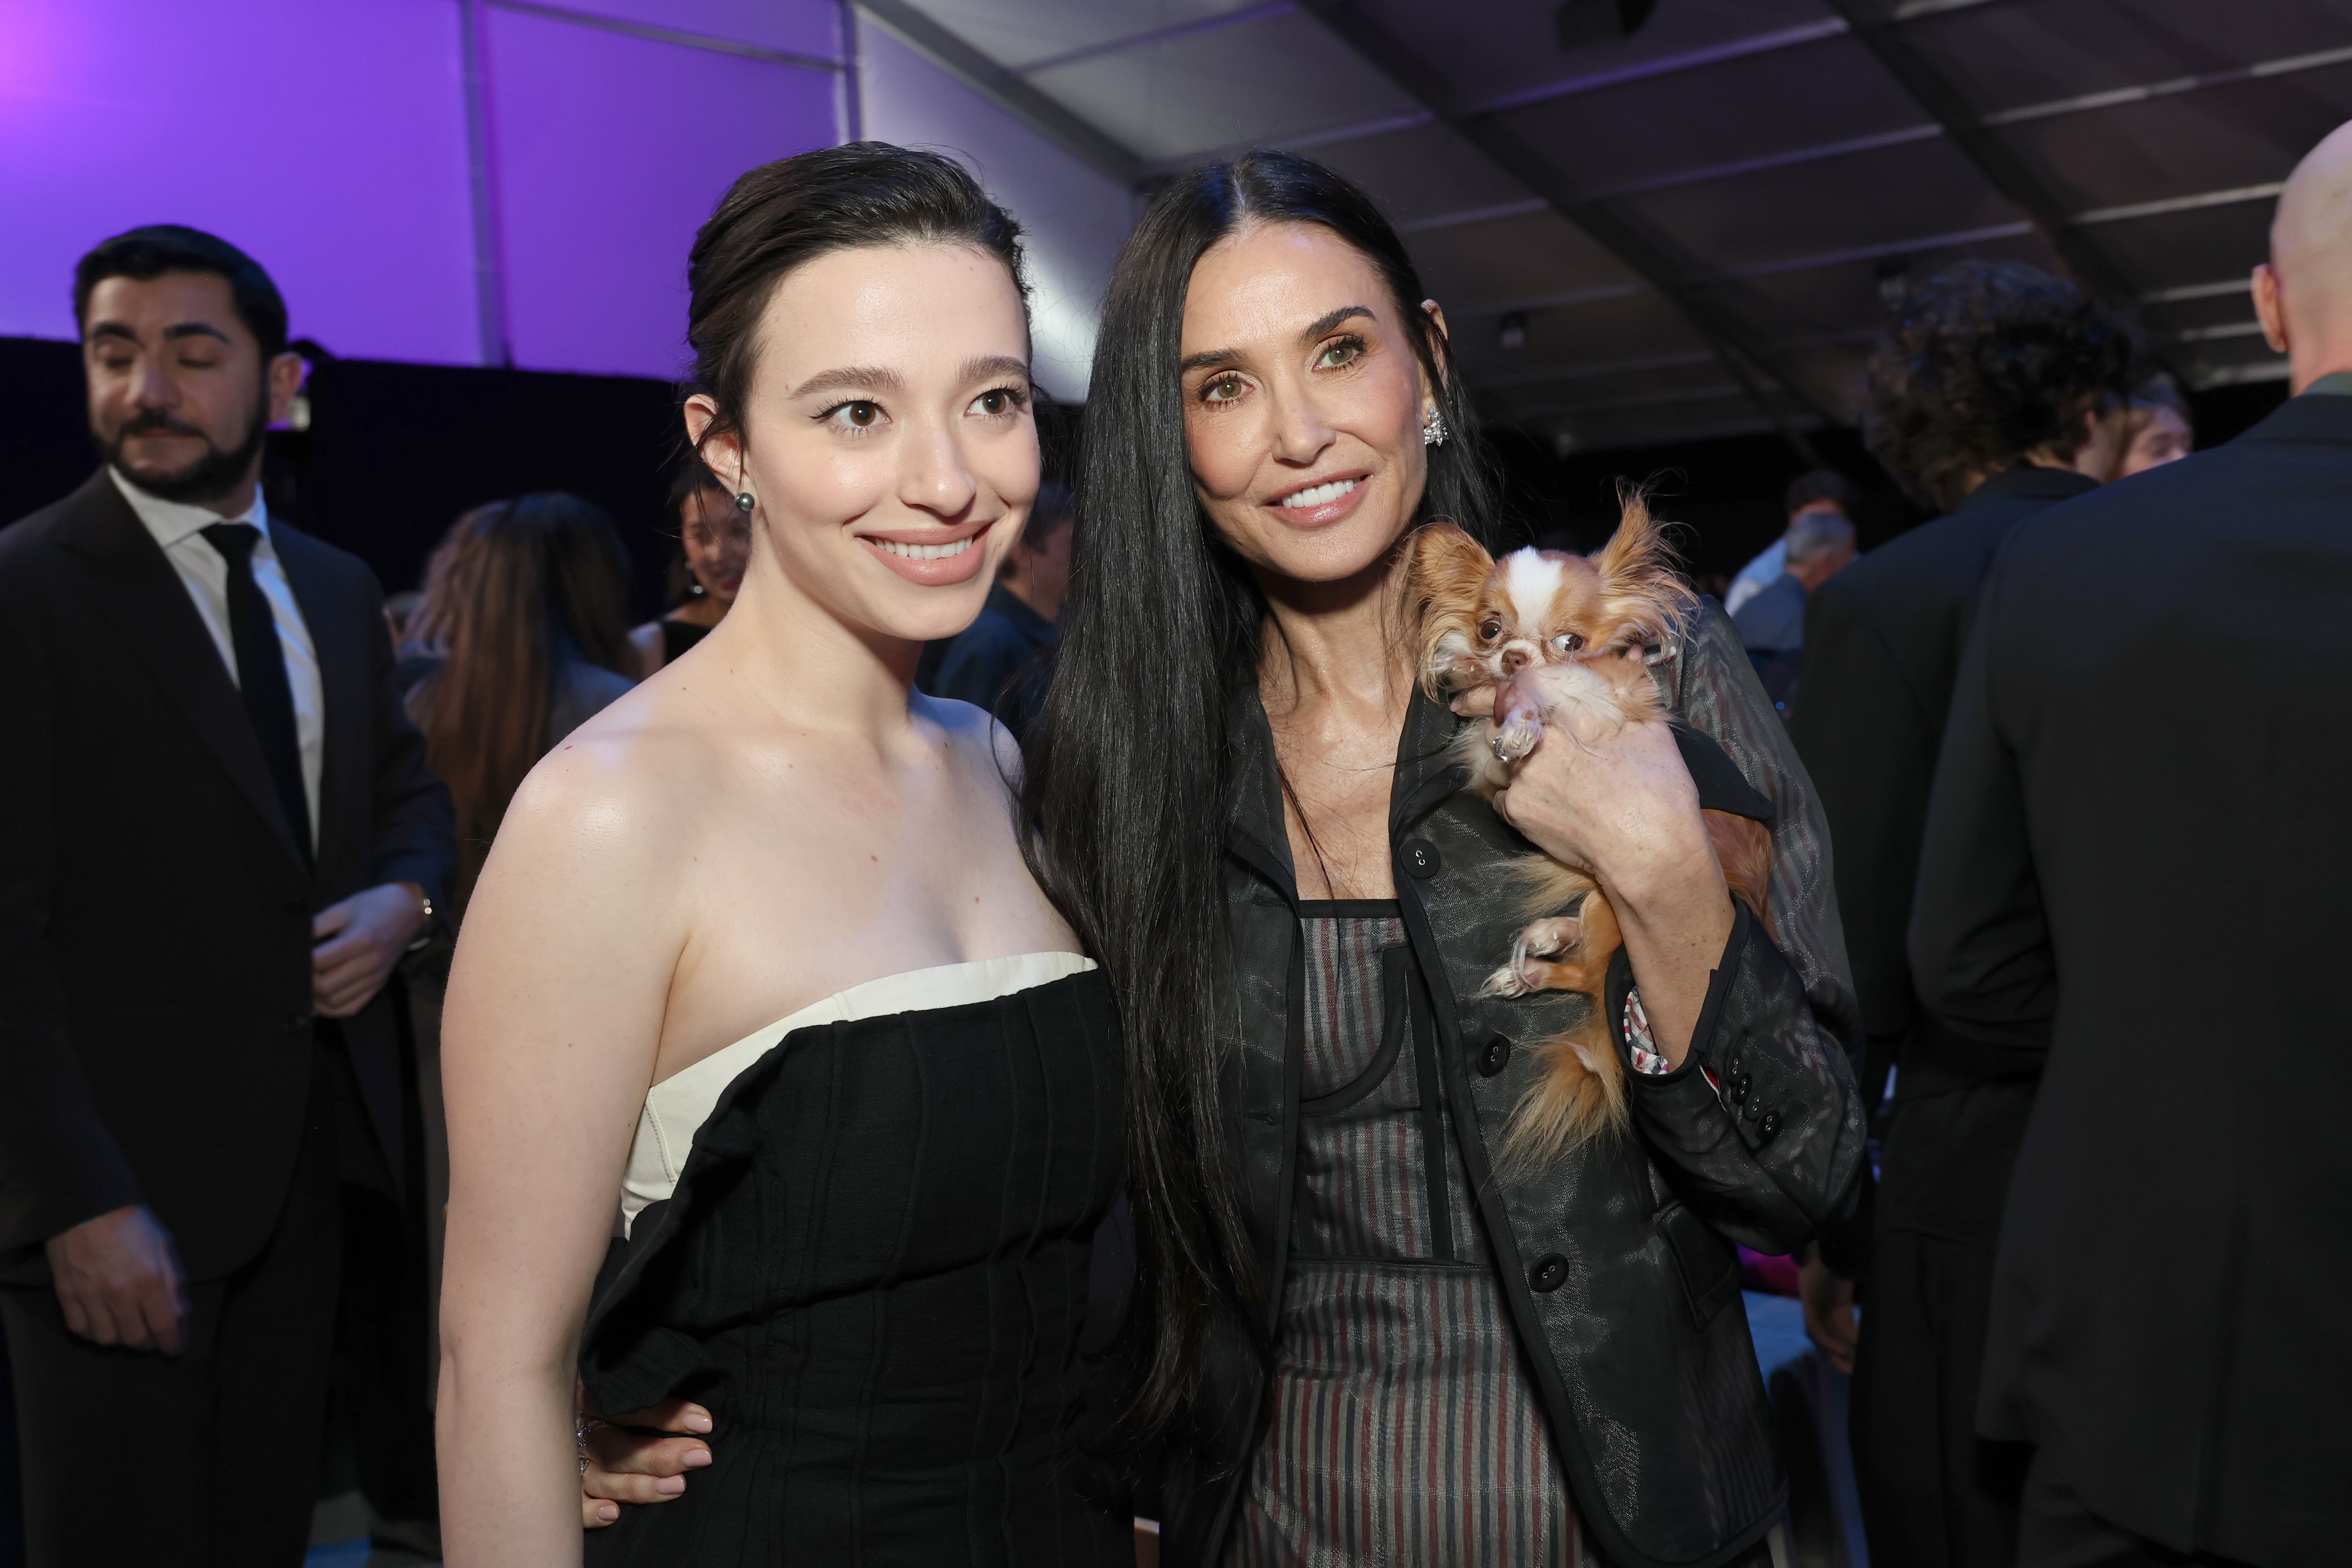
[{"left": 684, "top": 142, "right": 1031, "bottom": 469}]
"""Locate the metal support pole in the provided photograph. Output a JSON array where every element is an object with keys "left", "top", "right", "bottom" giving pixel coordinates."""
[{"left": 457, "top": 0, "right": 513, "bottom": 367}]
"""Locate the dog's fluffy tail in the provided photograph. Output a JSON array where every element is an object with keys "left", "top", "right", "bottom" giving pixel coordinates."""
[
  {"left": 1497, "top": 1020, "right": 1629, "bottom": 1178},
  {"left": 1494, "top": 879, "right": 1630, "bottom": 1175}
]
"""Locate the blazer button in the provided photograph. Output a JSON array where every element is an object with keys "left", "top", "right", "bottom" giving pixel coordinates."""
[
  {"left": 1528, "top": 1253, "right": 1570, "bottom": 1293},
  {"left": 1478, "top": 1035, "right": 1512, "bottom": 1077},
  {"left": 1756, "top": 1109, "right": 1781, "bottom": 1144},
  {"left": 1400, "top": 839, "right": 1442, "bottom": 879},
  {"left": 1730, "top": 1073, "right": 1753, "bottom": 1106}
]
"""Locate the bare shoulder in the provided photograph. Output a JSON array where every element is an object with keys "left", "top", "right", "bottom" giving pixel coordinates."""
[
  {"left": 914, "top": 689, "right": 1024, "bottom": 796},
  {"left": 479, "top": 682, "right": 726, "bottom": 912}
]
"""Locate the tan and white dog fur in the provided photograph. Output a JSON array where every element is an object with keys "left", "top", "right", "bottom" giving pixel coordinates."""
[{"left": 1405, "top": 496, "right": 1774, "bottom": 1170}]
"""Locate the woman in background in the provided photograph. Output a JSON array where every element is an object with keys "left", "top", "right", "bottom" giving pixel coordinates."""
[
  {"left": 404, "top": 491, "right": 637, "bottom": 911},
  {"left": 628, "top": 463, "right": 749, "bottom": 676}
]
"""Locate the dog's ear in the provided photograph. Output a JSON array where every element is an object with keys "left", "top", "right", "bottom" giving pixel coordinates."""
[
  {"left": 1406, "top": 521, "right": 1498, "bottom": 696},
  {"left": 1407, "top": 521, "right": 1494, "bottom": 597},
  {"left": 1590, "top": 490, "right": 1697, "bottom": 651}
]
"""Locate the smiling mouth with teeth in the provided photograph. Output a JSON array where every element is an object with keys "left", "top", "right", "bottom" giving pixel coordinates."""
[
  {"left": 871, "top": 537, "right": 977, "bottom": 560},
  {"left": 1278, "top": 478, "right": 1362, "bottom": 509}
]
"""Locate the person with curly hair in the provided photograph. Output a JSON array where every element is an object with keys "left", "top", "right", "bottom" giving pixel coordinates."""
[{"left": 1785, "top": 258, "right": 2144, "bottom": 1568}]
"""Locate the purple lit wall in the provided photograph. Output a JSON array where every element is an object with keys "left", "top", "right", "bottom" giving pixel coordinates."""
[
  {"left": 486, "top": 7, "right": 842, "bottom": 378},
  {"left": 0, "top": 0, "right": 845, "bottom": 375}
]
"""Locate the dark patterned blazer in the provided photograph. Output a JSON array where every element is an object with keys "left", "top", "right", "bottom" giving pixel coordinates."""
[{"left": 1159, "top": 604, "right": 1866, "bottom": 1568}]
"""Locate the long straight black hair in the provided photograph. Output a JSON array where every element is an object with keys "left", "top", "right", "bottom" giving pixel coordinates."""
[{"left": 1019, "top": 150, "right": 1496, "bottom": 1429}]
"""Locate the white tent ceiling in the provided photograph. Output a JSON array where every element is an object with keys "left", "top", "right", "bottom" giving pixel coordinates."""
[{"left": 858, "top": 0, "right": 2352, "bottom": 453}]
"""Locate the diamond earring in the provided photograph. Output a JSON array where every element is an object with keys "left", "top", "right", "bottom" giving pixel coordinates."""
[{"left": 1422, "top": 405, "right": 1448, "bottom": 448}]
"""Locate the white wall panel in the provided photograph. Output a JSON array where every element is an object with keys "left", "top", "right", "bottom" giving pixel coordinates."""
[{"left": 858, "top": 20, "right": 1139, "bottom": 399}]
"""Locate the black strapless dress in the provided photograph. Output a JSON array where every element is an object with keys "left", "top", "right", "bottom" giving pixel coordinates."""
[{"left": 580, "top": 965, "right": 1129, "bottom": 1565}]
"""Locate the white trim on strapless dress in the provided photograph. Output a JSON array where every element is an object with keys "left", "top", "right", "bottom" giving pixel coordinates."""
[{"left": 617, "top": 951, "right": 1098, "bottom": 1236}]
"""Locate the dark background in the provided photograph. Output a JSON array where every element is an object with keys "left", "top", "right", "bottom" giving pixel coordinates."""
[{"left": 1, "top": 334, "right": 2289, "bottom": 607}]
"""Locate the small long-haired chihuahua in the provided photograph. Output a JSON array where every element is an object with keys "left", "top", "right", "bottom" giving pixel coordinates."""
[{"left": 1405, "top": 494, "right": 1774, "bottom": 1170}]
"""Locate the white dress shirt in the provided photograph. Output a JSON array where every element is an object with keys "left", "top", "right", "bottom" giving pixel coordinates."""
[{"left": 110, "top": 468, "right": 325, "bottom": 846}]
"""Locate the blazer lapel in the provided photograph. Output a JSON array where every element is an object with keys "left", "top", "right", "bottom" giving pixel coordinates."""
[
  {"left": 56, "top": 471, "right": 308, "bottom": 873},
  {"left": 273, "top": 525, "right": 367, "bottom": 891}
]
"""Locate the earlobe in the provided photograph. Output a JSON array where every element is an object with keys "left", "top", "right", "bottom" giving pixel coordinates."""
[
  {"left": 1420, "top": 299, "right": 1454, "bottom": 394},
  {"left": 267, "top": 351, "right": 305, "bottom": 424},
  {"left": 683, "top": 395, "right": 742, "bottom": 490},
  {"left": 2251, "top": 263, "right": 2289, "bottom": 355}
]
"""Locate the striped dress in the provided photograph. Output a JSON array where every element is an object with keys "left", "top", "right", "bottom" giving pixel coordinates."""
[{"left": 1222, "top": 904, "right": 1597, "bottom": 1567}]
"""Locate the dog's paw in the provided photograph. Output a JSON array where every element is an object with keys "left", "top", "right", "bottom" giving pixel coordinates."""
[
  {"left": 1492, "top": 710, "right": 1543, "bottom": 764},
  {"left": 1479, "top": 917, "right": 1585, "bottom": 998},
  {"left": 1481, "top": 962, "right": 1534, "bottom": 999},
  {"left": 1518, "top": 916, "right": 1583, "bottom": 959}
]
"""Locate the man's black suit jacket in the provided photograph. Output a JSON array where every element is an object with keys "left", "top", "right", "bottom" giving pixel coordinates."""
[
  {"left": 1909, "top": 393, "right": 2352, "bottom": 1565},
  {"left": 1789, "top": 465, "right": 2096, "bottom": 1254},
  {"left": 0, "top": 469, "right": 454, "bottom": 1282}
]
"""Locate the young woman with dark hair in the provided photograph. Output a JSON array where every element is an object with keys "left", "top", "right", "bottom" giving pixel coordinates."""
[
  {"left": 436, "top": 144, "right": 1129, "bottom": 1566},
  {"left": 403, "top": 492, "right": 636, "bottom": 913},
  {"left": 594, "top": 150, "right": 1865, "bottom": 1568},
  {"left": 627, "top": 463, "right": 748, "bottom": 677}
]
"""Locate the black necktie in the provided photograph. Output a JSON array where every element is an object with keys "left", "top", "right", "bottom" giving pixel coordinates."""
[{"left": 201, "top": 522, "right": 311, "bottom": 860}]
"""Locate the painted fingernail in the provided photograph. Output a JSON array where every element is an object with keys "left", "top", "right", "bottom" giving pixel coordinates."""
[
  {"left": 596, "top": 1503, "right": 619, "bottom": 1522},
  {"left": 656, "top": 1476, "right": 687, "bottom": 1496},
  {"left": 684, "top": 1407, "right": 712, "bottom": 1433},
  {"left": 683, "top": 1447, "right": 712, "bottom": 1468}
]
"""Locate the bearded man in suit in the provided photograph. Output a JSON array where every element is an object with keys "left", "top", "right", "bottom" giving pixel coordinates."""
[{"left": 0, "top": 226, "right": 454, "bottom": 1566}]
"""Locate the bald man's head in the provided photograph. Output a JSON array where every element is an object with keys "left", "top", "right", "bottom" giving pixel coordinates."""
[{"left": 2254, "top": 118, "right": 2352, "bottom": 391}]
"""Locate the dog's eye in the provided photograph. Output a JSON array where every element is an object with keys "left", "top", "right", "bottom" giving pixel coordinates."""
[
  {"left": 1478, "top": 618, "right": 1502, "bottom": 643},
  {"left": 1550, "top": 632, "right": 1585, "bottom": 653}
]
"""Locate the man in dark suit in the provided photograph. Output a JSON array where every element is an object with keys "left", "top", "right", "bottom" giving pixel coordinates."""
[
  {"left": 1785, "top": 259, "right": 2142, "bottom": 1568},
  {"left": 1908, "top": 125, "right": 2352, "bottom": 1568},
  {"left": 0, "top": 226, "right": 454, "bottom": 1565}
]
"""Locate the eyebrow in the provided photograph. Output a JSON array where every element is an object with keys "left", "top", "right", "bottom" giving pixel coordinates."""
[
  {"left": 790, "top": 364, "right": 903, "bottom": 400},
  {"left": 1303, "top": 304, "right": 1376, "bottom": 340},
  {"left": 1177, "top": 304, "right": 1379, "bottom": 375},
  {"left": 86, "top": 320, "right": 233, "bottom": 346},
  {"left": 961, "top": 354, "right": 1031, "bottom": 385}
]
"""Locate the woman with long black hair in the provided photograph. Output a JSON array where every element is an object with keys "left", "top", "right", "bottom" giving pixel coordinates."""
[
  {"left": 592, "top": 150, "right": 1864, "bottom": 1568},
  {"left": 1030, "top": 150, "right": 1863, "bottom": 1568}
]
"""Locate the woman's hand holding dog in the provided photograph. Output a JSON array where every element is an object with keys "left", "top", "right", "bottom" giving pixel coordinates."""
[{"left": 1455, "top": 656, "right": 1734, "bottom": 1069}]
